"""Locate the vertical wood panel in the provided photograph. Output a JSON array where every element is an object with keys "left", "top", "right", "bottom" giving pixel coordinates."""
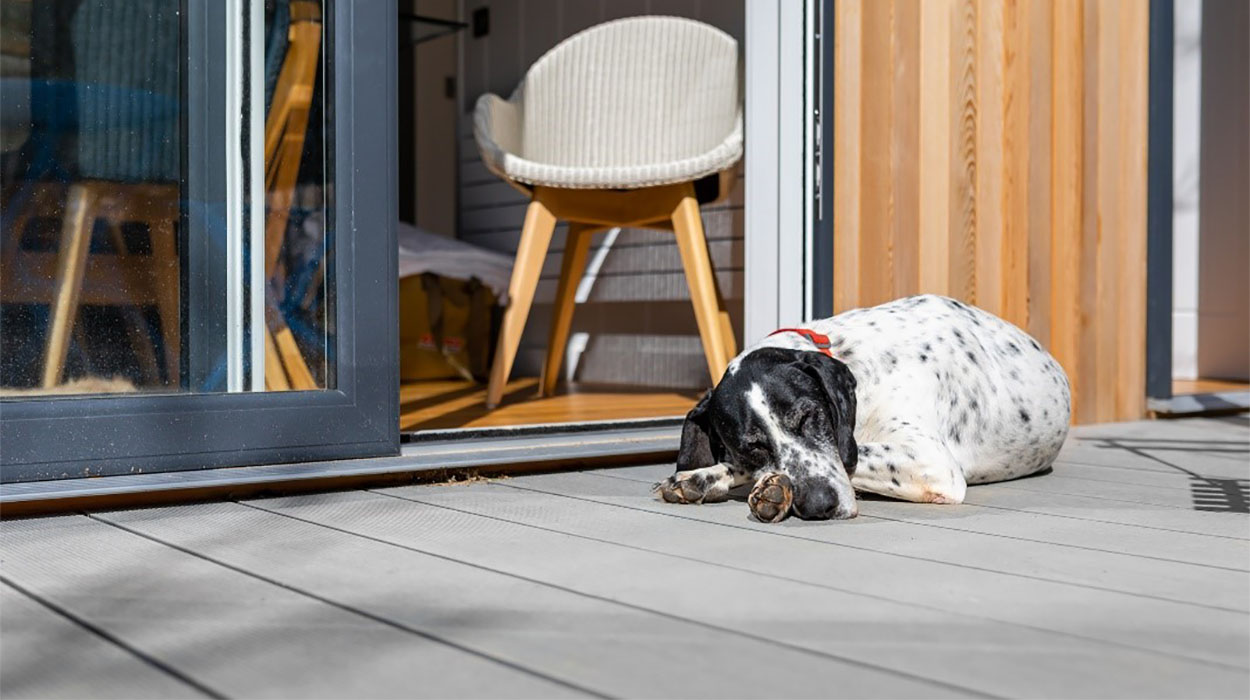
[
  {"left": 831, "top": 0, "right": 1151, "bottom": 424},
  {"left": 950, "top": 0, "right": 979, "bottom": 303},
  {"left": 974, "top": 0, "right": 1004, "bottom": 314},
  {"left": 1116, "top": 0, "right": 1149, "bottom": 419},
  {"left": 1000, "top": 0, "right": 1031, "bottom": 328},
  {"left": 1025, "top": 0, "right": 1053, "bottom": 344},
  {"left": 1094, "top": 0, "right": 1120, "bottom": 422},
  {"left": 891, "top": 0, "right": 921, "bottom": 299},
  {"left": 1049, "top": 0, "right": 1085, "bottom": 421},
  {"left": 1075, "top": 0, "right": 1100, "bottom": 424},
  {"left": 918, "top": 0, "right": 953, "bottom": 296},
  {"left": 833, "top": 0, "right": 863, "bottom": 313},
  {"left": 860, "top": 0, "right": 896, "bottom": 306}
]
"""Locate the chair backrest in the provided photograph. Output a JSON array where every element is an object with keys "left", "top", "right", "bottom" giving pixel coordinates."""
[
  {"left": 520, "top": 16, "right": 739, "bottom": 169},
  {"left": 71, "top": 0, "right": 180, "bottom": 182}
]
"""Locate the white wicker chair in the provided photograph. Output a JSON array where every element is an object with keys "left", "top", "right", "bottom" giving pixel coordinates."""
[{"left": 473, "top": 15, "right": 743, "bottom": 407}]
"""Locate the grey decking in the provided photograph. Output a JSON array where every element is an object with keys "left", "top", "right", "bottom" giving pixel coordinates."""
[{"left": 2, "top": 417, "right": 1248, "bottom": 699}]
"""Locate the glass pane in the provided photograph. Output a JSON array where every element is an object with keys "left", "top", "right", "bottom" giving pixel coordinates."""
[
  {"left": 0, "top": 0, "right": 333, "bottom": 397},
  {"left": 1, "top": 0, "right": 184, "bottom": 396},
  {"left": 261, "top": 0, "right": 332, "bottom": 391}
]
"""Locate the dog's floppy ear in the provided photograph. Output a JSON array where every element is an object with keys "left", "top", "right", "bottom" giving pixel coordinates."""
[
  {"left": 799, "top": 353, "right": 859, "bottom": 474},
  {"left": 676, "top": 390, "right": 720, "bottom": 471}
]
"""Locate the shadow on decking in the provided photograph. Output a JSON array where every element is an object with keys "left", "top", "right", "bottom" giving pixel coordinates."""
[{"left": 1089, "top": 436, "right": 1250, "bottom": 513}]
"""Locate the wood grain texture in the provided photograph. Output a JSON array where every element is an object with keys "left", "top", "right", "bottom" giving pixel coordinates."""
[
  {"left": 1116, "top": 0, "right": 1149, "bottom": 420},
  {"left": 1025, "top": 0, "right": 1053, "bottom": 344},
  {"left": 1094, "top": 0, "right": 1120, "bottom": 423},
  {"left": 833, "top": 0, "right": 863, "bottom": 311},
  {"left": 832, "top": 0, "right": 1150, "bottom": 424},
  {"left": 974, "top": 0, "right": 1004, "bottom": 315},
  {"left": 1001, "top": 0, "right": 1031, "bottom": 328},
  {"left": 950, "top": 0, "right": 980, "bottom": 303},
  {"left": 860, "top": 0, "right": 896, "bottom": 305},
  {"left": 918, "top": 0, "right": 953, "bottom": 296},
  {"left": 891, "top": 0, "right": 921, "bottom": 299}
]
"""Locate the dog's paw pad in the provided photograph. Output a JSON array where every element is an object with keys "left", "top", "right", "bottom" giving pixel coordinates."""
[{"left": 748, "top": 473, "right": 793, "bottom": 523}]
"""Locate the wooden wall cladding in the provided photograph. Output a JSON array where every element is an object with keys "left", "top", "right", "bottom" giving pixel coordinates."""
[{"left": 833, "top": 0, "right": 1149, "bottom": 424}]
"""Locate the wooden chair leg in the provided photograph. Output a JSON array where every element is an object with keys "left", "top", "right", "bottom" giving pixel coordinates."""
[
  {"left": 263, "top": 328, "right": 292, "bottom": 390},
  {"left": 41, "top": 184, "right": 97, "bottom": 388},
  {"left": 718, "top": 311, "right": 737, "bottom": 361},
  {"left": 149, "top": 219, "right": 181, "bottom": 385},
  {"left": 274, "top": 325, "right": 317, "bottom": 389},
  {"left": 671, "top": 188, "right": 731, "bottom": 384},
  {"left": 539, "top": 223, "right": 598, "bottom": 397},
  {"left": 486, "top": 200, "right": 558, "bottom": 408}
]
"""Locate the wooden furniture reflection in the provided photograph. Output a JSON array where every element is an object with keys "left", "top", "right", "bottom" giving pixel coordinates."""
[
  {"left": 262, "top": 0, "right": 322, "bottom": 390},
  {"left": 1, "top": 183, "right": 180, "bottom": 388}
]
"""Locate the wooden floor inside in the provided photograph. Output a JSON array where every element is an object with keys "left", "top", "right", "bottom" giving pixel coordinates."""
[
  {"left": 1174, "top": 378, "right": 1250, "bottom": 395},
  {"left": 400, "top": 377, "right": 700, "bottom": 431},
  {"left": 2, "top": 416, "right": 1247, "bottom": 698}
]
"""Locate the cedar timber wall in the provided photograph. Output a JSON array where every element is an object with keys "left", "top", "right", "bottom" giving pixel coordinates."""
[{"left": 833, "top": 0, "right": 1150, "bottom": 424}]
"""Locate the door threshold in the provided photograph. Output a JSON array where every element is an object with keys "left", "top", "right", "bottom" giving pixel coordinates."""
[
  {"left": 1148, "top": 391, "right": 1250, "bottom": 416},
  {"left": 1, "top": 423, "right": 680, "bottom": 517}
]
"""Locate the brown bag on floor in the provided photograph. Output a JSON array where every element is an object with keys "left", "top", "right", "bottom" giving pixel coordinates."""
[{"left": 399, "top": 273, "right": 497, "bottom": 382}]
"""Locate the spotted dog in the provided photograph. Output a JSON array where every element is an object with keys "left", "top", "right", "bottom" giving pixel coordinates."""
[{"left": 655, "top": 295, "right": 1071, "bottom": 522}]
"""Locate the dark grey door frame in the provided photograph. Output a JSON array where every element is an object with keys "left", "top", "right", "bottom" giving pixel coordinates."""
[
  {"left": 811, "top": 0, "right": 834, "bottom": 321},
  {"left": 1146, "top": 0, "right": 1174, "bottom": 401},
  {"left": 0, "top": 0, "right": 399, "bottom": 483}
]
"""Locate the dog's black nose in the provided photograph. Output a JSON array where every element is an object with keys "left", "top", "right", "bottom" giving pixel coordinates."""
[{"left": 791, "top": 477, "right": 858, "bottom": 520}]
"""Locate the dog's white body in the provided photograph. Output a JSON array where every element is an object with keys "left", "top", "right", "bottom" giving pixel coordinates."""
[{"left": 732, "top": 295, "right": 1072, "bottom": 504}]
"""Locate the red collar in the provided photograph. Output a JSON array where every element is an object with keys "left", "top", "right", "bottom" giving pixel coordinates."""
[{"left": 769, "top": 328, "right": 835, "bottom": 358}]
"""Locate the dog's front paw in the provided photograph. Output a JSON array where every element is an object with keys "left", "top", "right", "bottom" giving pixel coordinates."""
[
  {"left": 653, "top": 468, "right": 727, "bottom": 504},
  {"left": 747, "top": 472, "right": 794, "bottom": 523}
]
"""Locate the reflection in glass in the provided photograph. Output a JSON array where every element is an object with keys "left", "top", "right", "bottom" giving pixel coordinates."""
[
  {"left": 261, "top": 0, "right": 331, "bottom": 391},
  {"left": 1, "top": 0, "right": 182, "bottom": 396},
  {"left": 0, "top": 0, "right": 332, "bottom": 397}
]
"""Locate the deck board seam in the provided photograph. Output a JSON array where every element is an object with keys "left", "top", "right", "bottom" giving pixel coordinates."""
[
  {"left": 234, "top": 497, "right": 1001, "bottom": 699},
  {"left": 1038, "top": 471, "right": 1249, "bottom": 492},
  {"left": 592, "top": 469, "right": 1250, "bottom": 543},
  {"left": 1052, "top": 458, "right": 1248, "bottom": 475},
  {"left": 987, "top": 481, "right": 1250, "bottom": 512},
  {"left": 0, "top": 577, "right": 225, "bottom": 699},
  {"left": 493, "top": 481, "right": 1250, "bottom": 618},
  {"left": 83, "top": 513, "right": 614, "bottom": 700}
]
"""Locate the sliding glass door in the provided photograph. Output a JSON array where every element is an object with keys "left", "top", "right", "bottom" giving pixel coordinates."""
[{"left": 0, "top": 0, "right": 397, "bottom": 481}]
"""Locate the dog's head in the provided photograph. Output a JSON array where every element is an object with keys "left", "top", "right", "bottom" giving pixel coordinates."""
[{"left": 677, "top": 347, "right": 860, "bottom": 519}]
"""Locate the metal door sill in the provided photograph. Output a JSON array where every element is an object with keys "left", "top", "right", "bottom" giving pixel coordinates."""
[
  {"left": 1, "top": 422, "right": 681, "bottom": 517},
  {"left": 1148, "top": 391, "right": 1250, "bottom": 416}
]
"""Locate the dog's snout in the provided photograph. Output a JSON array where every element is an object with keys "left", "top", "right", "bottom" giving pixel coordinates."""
[{"left": 791, "top": 478, "right": 859, "bottom": 520}]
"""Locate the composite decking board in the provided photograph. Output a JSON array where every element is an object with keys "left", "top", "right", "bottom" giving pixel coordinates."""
[
  {"left": 0, "top": 583, "right": 208, "bottom": 700},
  {"left": 962, "top": 485, "right": 1250, "bottom": 538},
  {"left": 985, "top": 473, "right": 1249, "bottom": 511},
  {"left": 97, "top": 499, "right": 965, "bottom": 699},
  {"left": 489, "top": 472, "right": 1250, "bottom": 670},
  {"left": 410, "top": 476, "right": 1249, "bottom": 607},
  {"left": 1042, "top": 461, "right": 1250, "bottom": 490},
  {"left": 0, "top": 515, "right": 585, "bottom": 699},
  {"left": 594, "top": 466, "right": 1250, "bottom": 571},
  {"left": 253, "top": 486, "right": 1247, "bottom": 700}
]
